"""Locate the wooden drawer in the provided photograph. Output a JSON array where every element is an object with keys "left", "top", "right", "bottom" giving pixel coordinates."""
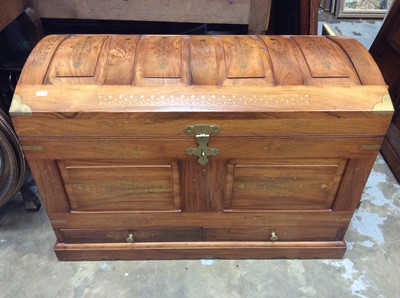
[
  {"left": 60, "top": 226, "right": 341, "bottom": 243},
  {"left": 203, "top": 227, "right": 341, "bottom": 242},
  {"left": 60, "top": 228, "right": 202, "bottom": 243}
]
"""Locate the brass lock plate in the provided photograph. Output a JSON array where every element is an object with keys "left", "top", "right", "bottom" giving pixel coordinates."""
[{"left": 184, "top": 124, "right": 220, "bottom": 166}]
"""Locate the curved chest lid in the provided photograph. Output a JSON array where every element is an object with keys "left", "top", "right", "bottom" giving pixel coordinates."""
[{"left": 11, "top": 34, "right": 392, "bottom": 115}]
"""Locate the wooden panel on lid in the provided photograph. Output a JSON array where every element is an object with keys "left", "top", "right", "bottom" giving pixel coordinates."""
[
  {"left": 134, "top": 36, "right": 190, "bottom": 86},
  {"left": 293, "top": 36, "right": 349, "bottom": 78},
  {"left": 223, "top": 36, "right": 265, "bottom": 79},
  {"left": 292, "top": 36, "right": 360, "bottom": 86},
  {"left": 53, "top": 35, "right": 107, "bottom": 77},
  {"left": 142, "top": 36, "right": 182, "bottom": 78}
]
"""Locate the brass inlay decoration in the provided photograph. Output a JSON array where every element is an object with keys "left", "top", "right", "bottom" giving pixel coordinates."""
[
  {"left": 360, "top": 144, "right": 381, "bottom": 151},
  {"left": 22, "top": 145, "right": 43, "bottom": 151},
  {"left": 97, "top": 93, "right": 311, "bottom": 106},
  {"left": 184, "top": 124, "right": 220, "bottom": 166},
  {"left": 373, "top": 94, "right": 394, "bottom": 115},
  {"left": 9, "top": 94, "right": 32, "bottom": 116}
]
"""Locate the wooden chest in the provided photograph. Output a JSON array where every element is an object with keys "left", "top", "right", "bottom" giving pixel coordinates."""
[{"left": 10, "top": 34, "right": 393, "bottom": 260}]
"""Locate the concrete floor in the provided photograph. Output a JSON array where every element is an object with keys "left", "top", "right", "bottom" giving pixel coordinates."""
[
  {"left": 318, "top": 10, "right": 383, "bottom": 49},
  {"left": 1, "top": 154, "right": 399, "bottom": 297},
  {"left": 1, "top": 11, "right": 399, "bottom": 298}
]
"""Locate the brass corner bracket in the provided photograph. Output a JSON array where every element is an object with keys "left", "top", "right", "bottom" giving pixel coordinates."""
[
  {"left": 9, "top": 94, "right": 32, "bottom": 116},
  {"left": 373, "top": 94, "right": 394, "bottom": 115}
]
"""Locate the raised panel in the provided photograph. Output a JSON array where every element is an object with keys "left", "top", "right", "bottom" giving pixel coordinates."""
[
  {"left": 225, "top": 159, "right": 347, "bottom": 211},
  {"left": 134, "top": 36, "right": 189, "bottom": 86},
  {"left": 292, "top": 36, "right": 349, "bottom": 78},
  {"left": 142, "top": 36, "right": 182, "bottom": 78},
  {"left": 222, "top": 36, "right": 266, "bottom": 79},
  {"left": 292, "top": 36, "right": 360, "bottom": 86},
  {"left": 58, "top": 161, "right": 180, "bottom": 212},
  {"left": 53, "top": 35, "right": 106, "bottom": 77},
  {"left": 46, "top": 35, "right": 109, "bottom": 85}
]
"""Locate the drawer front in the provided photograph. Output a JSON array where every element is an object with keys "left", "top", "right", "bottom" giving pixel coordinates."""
[
  {"left": 203, "top": 227, "right": 341, "bottom": 242},
  {"left": 60, "top": 228, "right": 203, "bottom": 243},
  {"left": 60, "top": 226, "right": 341, "bottom": 243}
]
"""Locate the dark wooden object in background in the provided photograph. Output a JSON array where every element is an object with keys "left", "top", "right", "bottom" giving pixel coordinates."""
[
  {"left": 10, "top": 35, "right": 392, "bottom": 260},
  {"left": 0, "top": 0, "right": 23, "bottom": 32},
  {"left": 0, "top": 5, "right": 43, "bottom": 210},
  {"left": 269, "top": 0, "right": 318, "bottom": 35},
  {"left": 370, "top": 0, "right": 400, "bottom": 182}
]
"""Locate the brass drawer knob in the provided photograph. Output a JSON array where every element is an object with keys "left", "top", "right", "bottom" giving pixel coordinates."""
[
  {"left": 270, "top": 231, "right": 278, "bottom": 241},
  {"left": 126, "top": 233, "right": 134, "bottom": 243}
]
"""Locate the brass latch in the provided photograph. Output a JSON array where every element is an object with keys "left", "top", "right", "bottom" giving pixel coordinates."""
[{"left": 184, "top": 124, "right": 220, "bottom": 166}]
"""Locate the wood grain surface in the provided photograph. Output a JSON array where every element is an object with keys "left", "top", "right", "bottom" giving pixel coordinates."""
[
  {"left": 54, "top": 241, "right": 347, "bottom": 260},
  {"left": 11, "top": 34, "right": 392, "bottom": 260},
  {"left": 58, "top": 161, "right": 180, "bottom": 212},
  {"left": 16, "top": 35, "right": 387, "bottom": 88}
]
